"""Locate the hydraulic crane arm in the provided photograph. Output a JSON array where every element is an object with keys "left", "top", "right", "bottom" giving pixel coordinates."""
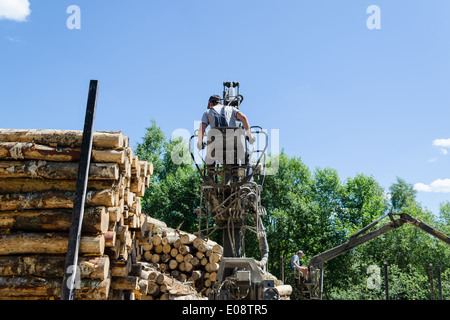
[
  {"left": 402, "top": 213, "right": 450, "bottom": 245},
  {"left": 308, "top": 212, "right": 450, "bottom": 270}
]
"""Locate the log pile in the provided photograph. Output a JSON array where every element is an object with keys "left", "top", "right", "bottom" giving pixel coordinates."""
[
  {"left": 136, "top": 260, "right": 205, "bottom": 300},
  {"left": 137, "top": 219, "right": 222, "bottom": 299},
  {"left": 0, "top": 129, "right": 153, "bottom": 300},
  {"left": 0, "top": 129, "right": 290, "bottom": 300}
]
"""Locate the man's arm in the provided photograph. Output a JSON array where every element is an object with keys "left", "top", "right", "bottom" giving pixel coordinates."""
[
  {"left": 236, "top": 111, "right": 256, "bottom": 144},
  {"left": 236, "top": 111, "right": 250, "bottom": 131},
  {"left": 197, "top": 122, "right": 208, "bottom": 149}
]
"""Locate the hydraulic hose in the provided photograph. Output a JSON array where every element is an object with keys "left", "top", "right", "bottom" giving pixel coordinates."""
[{"left": 256, "top": 215, "right": 269, "bottom": 269}]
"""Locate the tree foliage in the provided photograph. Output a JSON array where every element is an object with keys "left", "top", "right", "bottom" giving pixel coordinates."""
[{"left": 135, "top": 119, "right": 202, "bottom": 234}]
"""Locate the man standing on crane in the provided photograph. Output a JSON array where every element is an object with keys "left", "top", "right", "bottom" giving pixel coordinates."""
[{"left": 197, "top": 95, "right": 255, "bottom": 150}]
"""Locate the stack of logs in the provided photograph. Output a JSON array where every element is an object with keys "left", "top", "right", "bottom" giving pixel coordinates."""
[
  {"left": 0, "top": 129, "right": 290, "bottom": 300},
  {"left": 0, "top": 129, "right": 153, "bottom": 300},
  {"left": 138, "top": 218, "right": 222, "bottom": 299}
]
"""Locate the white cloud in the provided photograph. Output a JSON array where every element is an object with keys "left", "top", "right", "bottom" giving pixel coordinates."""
[
  {"left": 0, "top": 0, "right": 31, "bottom": 22},
  {"left": 414, "top": 183, "right": 432, "bottom": 192},
  {"left": 432, "top": 138, "right": 450, "bottom": 149},
  {"left": 414, "top": 179, "right": 450, "bottom": 193}
]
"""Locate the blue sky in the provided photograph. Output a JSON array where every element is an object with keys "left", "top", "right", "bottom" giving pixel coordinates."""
[{"left": 1, "top": 0, "right": 449, "bottom": 216}]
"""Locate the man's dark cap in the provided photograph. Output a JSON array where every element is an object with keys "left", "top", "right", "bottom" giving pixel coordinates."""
[{"left": 209, "top": 95, "right": 222, "bottom": 104}]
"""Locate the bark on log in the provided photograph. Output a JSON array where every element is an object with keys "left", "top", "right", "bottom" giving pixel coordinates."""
[
  {"left": 0, "top": 233, "right": 105, "bottom": 256},
  {"left": 148, "top": 271, "right": 160, "bottom": 281},
  {"left": 147, "top": 162, "right": 154, "bottom": 175},
  {"left": 110, "top": 259, "right": 132, "bottom": 277},
  {"left": 180, "top": 233, "right": 196, "bottom": 245},
  {"left": 160, "top": 253, "right": 170, "bottom": 263},
  {"left": 193, "top": 237, "right": 220, "bottom": 249},
  {"left": 146, "top": 217, "right": 166, "bottom": 233},
  {"left": 105, "top": 239, "right": 121, "bottom": 260},
  {"left": 155, "top": 274, "right": 173, "bottom": 286},
  {"left": 205, "top": 262, "right": 219, "bottom": 273},
  {"left": 183, "top": 253, "right": 193, "bottom": 264},
  {"left": 169, "top": 293, "right": 206, "bottom": 300},
  {"left": 184, "top": 262, "right": 193, "bottom": 273},
  {"left": 0, "top": 255, "right": 109, "bottom": 279},
  {"left": 0, "top": 190, "right": 116, "bottom": 211},
  {"left": 209, "top": 253, "right": 221, "bottom": 264},
  {"left": 190, "top": 257, "right": 201, "bottom": 268},
  {"left": 274, "top": 285, "right": 293, "bottom": 296},
  {"left": 151, "top": 234, "right": 162, "bottom": 246},
  {"left": 175, "top": 253, "right": 184, "bottom": 263},
  {"left": 170, "top": 247, "right": 178, "bottom": 258},
  {"left": 0, "top": 129, "right": 124, "bottom": 149},
  {"left": 159, "top": 293, "right": 169, "bottom": 300},
  {"left": 213, "top": 244, "right": 223, "bottom": 254},
  {"left": 197, "top": 243, "right": 212, "bottom": 253},
  {"left": 138, "top": 279, "right": 148, "bottom": 295},
  {"left": 143, "top": 251, "right": 152, "bottom": 262},
  {"left": 0, "top": 178, "right": 121, "bottom": 193},
  {"left": 104, "top": 230, "right": 116, "bottom": 247},
  {"left": 147, "top": 281, "right": 161, "bottom": 296},
  {"left": 162, "top": 244, "right": 172, "bottom": 254},
  {"left": 0, "top": 206, "right": 109, "bottom": 233},
  {"left": 0, "top": 142, "right": 125, "bottom": 164},
  {"left": 162, "top": 235, "right": 179, "bottom": 246},
  {"left": 153, "top": 245, "right": 163, "bottom": 254},
  {"left": 111, "top": 276, "right": 138, "bottom": 291},
  {"left": 0, "top": 161, "right": 119, "bottom": 180},
  {"left": 139, "top": 161, "right": 148, "bottom": 177},
  {"left": 178, "top": 244, "right": 191, "bottom": 255},
  {"left": 169, "top": 259, "right": 178, "bottom": 270},
  {"left": 151, "top": 254, "right": 160, "bottom": 264},
  {"left": 191, "top": 270, "right": 204, "bottom": 281},
  {"left": 196, "top": 251, "right": 204, "bottom": 259},
  {"left": 0, "top": 276, "right": 111, "bottom": 300},
  {"left": 107, "top": 207, "right": 121, "bottom": 223}
]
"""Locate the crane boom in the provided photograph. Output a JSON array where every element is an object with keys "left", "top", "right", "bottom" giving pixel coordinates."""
[
  {"left": 298, "top": 212, "right": 450, "bottom": 299},
  {"left": 308, "top": 212, "right": 450, "bottom": 270}
]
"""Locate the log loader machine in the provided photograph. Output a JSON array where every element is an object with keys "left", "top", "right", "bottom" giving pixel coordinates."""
[{"left": 190, "top": 81, "right": 288, "bottom": 300}]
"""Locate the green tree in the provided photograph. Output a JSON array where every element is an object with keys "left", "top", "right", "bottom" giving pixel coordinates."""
[
  {"left": 340, "top": 173, "right": 388, "bottom": 227},
  {"left": 135, "top": 120, "right": 202, "bottom": 233},
  {"left": 135, "top": 119, "right": 166, "bottom": 177},
  {"left": 389, "top": 177, "right": 417, "bottom": 212},
  {"left": 254, "top": 152, "right": 313, "bottom": 279},
  {"left": 439, "top": 201, "right": 450, "bottom": 229},
  {"left": 311, "top": 167, "right": 344, "bottom": 247}
]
